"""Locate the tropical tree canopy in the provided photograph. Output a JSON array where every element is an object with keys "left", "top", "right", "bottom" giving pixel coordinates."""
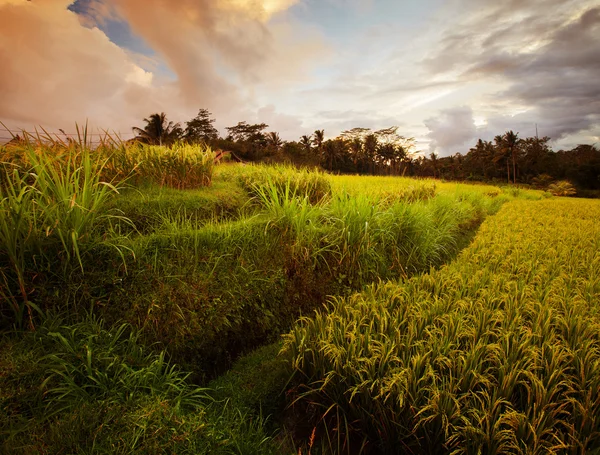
[
  {"left": 132, "top": 112, "right": 182, "bottom": 146},
  {"left": 185, "top": 108, "right": 219, "bottom": 143}
]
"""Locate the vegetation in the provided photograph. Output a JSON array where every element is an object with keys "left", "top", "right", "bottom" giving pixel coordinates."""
[
  {"left": 0, "top": 314, "right": 282, "bottom": 454},
  {"left": 283, "top": 198, "right": 600, "bottom": 453},
  {"left": 1, "top": 128, "right": 598, "bottom": 453},
  {"left": 122, "top": 110, "right": 599, "bottom": 195}
]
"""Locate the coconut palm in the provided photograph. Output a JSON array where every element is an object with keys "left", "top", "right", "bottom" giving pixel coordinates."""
[
  {"left": 132, "top": 112, "right": 182, "bottom": 146},
  {"left": 300, "top": 135, "right": 312, "bottom": 154},
  {"left": 504, "top": 130, "right": 520, "bottom": 184},
  {"left": 430, "top": 152, "right": 439, "bottom": 178},
  {"left": 266, "top": 132, "right": 283, "bottom": 149},
  {"left": 322, "top": 139, "right": 345, "bottom": 172},
  {"left": 364, "top": 134, "right": 378, "bottom": 174},
  {"left": 313, "top": 129, "right": 325, "bottom": 159},
  {"left": 493, "top": 134, "right": 511, "bottom": 183}
]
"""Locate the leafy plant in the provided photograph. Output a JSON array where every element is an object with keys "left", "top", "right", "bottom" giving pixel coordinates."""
[{"left": 548, "top": 180, "right": 577, "bottom": 197}]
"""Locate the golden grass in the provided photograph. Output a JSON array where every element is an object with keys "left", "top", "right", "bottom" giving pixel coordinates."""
[{"left": 284, "top": 198, "right": 600, "bottom": 453}]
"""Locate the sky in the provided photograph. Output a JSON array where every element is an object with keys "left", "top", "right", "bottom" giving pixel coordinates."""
[{"left": 0, "top": 0, "right": 598, "bottom": 155}]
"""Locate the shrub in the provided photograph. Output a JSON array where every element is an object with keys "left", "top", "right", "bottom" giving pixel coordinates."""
[{"left": 548, "top": 180, "right": 577, "bottom": 197}]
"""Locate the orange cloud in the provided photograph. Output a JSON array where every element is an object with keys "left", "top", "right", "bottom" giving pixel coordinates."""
[{"left": 0, "top": 0, "right": 326, "bottom": 137}]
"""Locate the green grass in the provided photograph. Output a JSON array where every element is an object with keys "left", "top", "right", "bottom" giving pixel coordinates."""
[
  {"left": 104, "top": 178, "right": 248, "bottom": 235},
  {"left": 0, "top": 314, "right": 286, "bottom": 454},
  {"left": 0, "top": 144, "right": 125, "bottom": 329},
  {"left": 3, "top": 158, "right": 529, "bottom": 373},
  {"left": 102, "top": 141, "right": 215, "bottom": 189}
]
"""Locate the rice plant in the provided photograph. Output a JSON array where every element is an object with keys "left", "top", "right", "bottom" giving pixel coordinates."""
[
  {"left": 103, "top": 141, "right": 215, "bottom": 189},
  {"left": 283, "top": 198, "right": 600, "bottom": 453}
]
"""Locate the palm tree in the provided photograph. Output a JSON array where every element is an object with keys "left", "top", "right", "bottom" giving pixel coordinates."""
[
  {"left": 493, "top": 134, "right": 511, "bottom": 183},
  {"left": 266, "top": 132, "right": 283, "bottom": 150},
  {"left": 300, "top": 135, "right": 312, "bottom": 154},
  {"left": 430, "top": 152, "right": 439, "bottom": 178},
  {"left": 312, "top": 129, "right": 325, "bottom": 160},
  {"left": 322, "top": 139, "right": 345, "bottom": 172},
  {"left": 132, "top": 112, "right": 181, "bottom": 146},
  {"left": 468, "top": 139, "right": 493, "bottom": 179},
  {"left": 349, "top": 137, "right": 363, "bottom": 167},
  {"left": 504, "top": 130, "right": 520, "bottom": 184},
  {"left": 364, "top": 134, "right": 378, "bottom": 174}
]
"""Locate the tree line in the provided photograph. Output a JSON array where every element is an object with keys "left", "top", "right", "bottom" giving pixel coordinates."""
[{"left": 132, "top": 110, "right": 600, "bottom": 193}]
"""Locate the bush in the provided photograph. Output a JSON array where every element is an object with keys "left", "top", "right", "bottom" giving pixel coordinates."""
[{"left": 548, "top": 180, "right": 577, "bottom": 197}]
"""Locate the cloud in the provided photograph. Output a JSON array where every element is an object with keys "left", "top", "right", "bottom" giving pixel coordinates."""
[
  {"left": 0, "top": 0, "right": 328, "bottom": 138},
  {"left": 424, "top": 107, "right": 477, "bottom": 156},
  {"left": 423, "top": 0, "right": 600, "bottom": 146},
  {"left": 0, "top": 0, "right": 160, "bottom": 135}
]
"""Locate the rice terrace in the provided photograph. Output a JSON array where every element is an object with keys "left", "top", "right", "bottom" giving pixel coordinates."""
[
  {"left": 0, "top": 123, "right": 598, "bottom": 454},
  {"left": 2, "top": 0, "right": 600, "bottom": 454}
]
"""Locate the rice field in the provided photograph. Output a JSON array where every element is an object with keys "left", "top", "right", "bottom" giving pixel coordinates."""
[
  {"left": 284, "top": 198, "right": 600, "bottom": 454},
  {"left": 1, "top": 137, "right": 597, "bottom": 453}
]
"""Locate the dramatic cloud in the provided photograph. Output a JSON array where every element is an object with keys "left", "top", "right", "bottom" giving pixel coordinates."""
[
  {"left": 0, "top": 0, "right": 326, "bottom": 138},
  {"left": 0, "top": 0, "right": 159, "bottom": 136},
  {"left": 1, "top": 0, "right": 597, "bottom": 148},
  {"left": 422, "top": 0, "right": 600, "bottom": 151}
]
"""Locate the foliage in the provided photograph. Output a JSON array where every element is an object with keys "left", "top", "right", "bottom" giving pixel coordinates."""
[
  {"left": 132, "top": 112, "right": 183, "bottom": 146},
  {"left": 234, "top": 164, "right": 332, "bottom": 205},
  {"left": 121, "top": 112, "right": 600, "bottom": 190},
  {"left": 104, "top": 142, "right": 215, "bottom": 189},
  {"left": 184, "top": 108, "right": 219, "bottom": 143},
  {"left": 0, "top": 141, "right": 125, "bottom": 329},
  {"left": 548, "top": 180, "right": 577, "bottom": 197},
  {"left": 0, "top": 314, "right": 284, "bottom": 454}
]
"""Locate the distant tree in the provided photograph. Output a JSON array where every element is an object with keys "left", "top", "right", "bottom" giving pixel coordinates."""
[
  {"left": 266, "top": 132, "right": 283, "bottom": 149},
  {"left": 300, "top": 135, "right": 312, "bottom": 154},
  {"left": 340, "top": 128, "right": 371, "bottom": 171},
  {"left": 132, "top": 112, "right": 182, "bottom": 146},
  {"left": 185, "top": 109, "right": 219, "bottom": 143},
  {"left": 521, "top": 136, "right": 551, "bottom": 180},
  {"left": 224, "top": 121, "right": 269, "bottom": 161},
  {"left": 322, "top": 138, "right": 346, "bottom": 172},
  {"left": 430, "top": 152, "right": 439, "bottom": 178},
  {"left": 493, "top": 134, "right": 511, "bottom": 183},
  {"left": 265, "top": 131, "right": 284, "bottom": 156},
  {"left": 364, "top": 134, "right": 378, "bottom": 174},
  {"left": 313, "top": 129, "right": 325, "bottom": 159},
  {"left": 349, "top": 137, "right": 363, "bottom": 168},
  {"left": 467, "top": 139, "right": 493, "bottom": 180},
  {"left": 225, "top": 122, "right": 269, "bottom": 143},
  {"left": 340, "top": 127, "right": 371, "bottom": 142},
  {"left": 504, "top": 130, "right": 520, "bottom": 184}
]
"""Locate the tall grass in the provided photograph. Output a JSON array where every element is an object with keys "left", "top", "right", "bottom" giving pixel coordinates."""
[
  {"left": 233, "top": 164, "right": 331, "bottom": 205},
  {"left": 0, "top": 141, "right": 123, "bottom": 328},
  {"left": 0, "top": 313, "right": 284, "bottom": 454},
  {"left": 103, "top": 142, "right": 215, "bottom": 189}
]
